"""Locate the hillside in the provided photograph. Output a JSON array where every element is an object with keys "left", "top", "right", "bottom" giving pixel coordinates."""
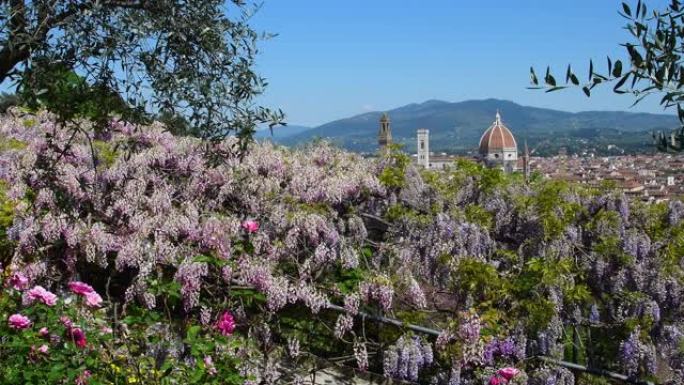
[
  {"left": 255, "top": 124, "right": 312, "bottom": 139},
  {"left": 279, "top": 99, "right": 679, "bottom": 155}
]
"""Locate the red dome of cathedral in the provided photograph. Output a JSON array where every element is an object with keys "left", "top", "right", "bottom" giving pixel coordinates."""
[{"left": 478, "top": 111, "right": 517, "bottom": 155}]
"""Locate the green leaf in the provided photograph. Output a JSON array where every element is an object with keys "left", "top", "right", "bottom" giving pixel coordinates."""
[
  {"left": 589, "top": 59, "right": 594, "bottom": 81},
  {"left": 631, "top": 70, "right": 641, "bottom": 88},
  {"left": 121, "top": 315, "right": 141, "bottom": 325},
  {"left": 530, "top": 67, "right": 539, "bottom": 85},
  {"left": 612, "top": 60, "right": 623, "bottom": 78},
  {"left": 582, "top": 86, "right": 591, "bottom": 97},
  {"left": 192, "top": 255, "right": 214, "bottom": 263},
  {"left": 627, "top": 44, "right": 643, "bottom": 66},
  {"left": 546, "top": 75, "right": 557, "bottom": 87},
  {"left": 544, "top": 66, "right": 557, "bottom": 86},
  {"left": 545, "top": 86, "right": 567, "bottom": 93},
  {"left": 607, "top": 56, "right": 612, "bottom": 75},
  {"left": 570, "top": 73, "right": 579, "bottom": 86},
  {"left": 186, "top": 325, "right": 202, "bottom": 341},
  {"left": 613, "top": 73, "right": 630, "bottom": 92},
  {"left": 622, "top": 2, "right": 632, "bottom": 16},
  {"left": 629, "top": 93, "right": 649, "bottom": 107}
]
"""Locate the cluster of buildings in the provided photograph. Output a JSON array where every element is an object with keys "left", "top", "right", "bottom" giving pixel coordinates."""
[
  {"left": 378, "top": 110, "right": 531, "bottom": 175},
  {"left": 376, "top": 112, "right": 684, "bottom": 202},
  {"left": 530, "top": 154, "right": 684, "bottom": 203}
]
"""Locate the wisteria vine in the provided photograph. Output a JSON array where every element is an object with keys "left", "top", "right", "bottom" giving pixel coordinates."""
[{"left": 0, "top": 109, "right": 683, "bottom": 384}]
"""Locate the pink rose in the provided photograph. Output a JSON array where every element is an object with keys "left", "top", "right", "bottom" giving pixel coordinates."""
[
  {"left": 38, "top": 344, "right": 49, "bottom": 354},
  {"left": 27, "top": 286, "right": 58, "bottom": 306},
  {"left": 39, "top": 327, "right": 49, "bottom": 337},
  {"left": 8, "top": 314, "right": 31, "bottom": 330},
  {"left": 489, "top": 376, "right": 505, "bottom": 385},
  {"left": 67, "top": 327, "right": 87, "bottom": 348},
  {"left": 497, "top": 367, "right": 520, "bottom": 381},
  {"left": 68, "top": 281, "right": 95, "bottom": 295},
  {"left": 204, "top": 355, "right": 217, "bottom": 376},
  {"left": 75, "top": 370, "right": 92, "bottom": 385},
  {"left": 216, "top": 311, "right": 236, "bottom": 336},
  {"left": 241, "top": 220, "right": 259, "bottom": 233},
  {"left": 84, "top": 291, "right": 103, "bottom": 308},
  {"left": 60, "top": 316, "right": 73, "bottom": 328},
  {"left": 9, "top": 273, "right": 29, "bottom": 290}
]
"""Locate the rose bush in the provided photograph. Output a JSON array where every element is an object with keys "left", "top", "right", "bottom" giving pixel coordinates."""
[{"left": 0, "top": 276, "right": 251, "bottom": 384}]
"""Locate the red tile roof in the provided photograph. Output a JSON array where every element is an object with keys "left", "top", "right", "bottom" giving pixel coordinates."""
[{"left": 479, "top": 112, "right": 517, "bottom": 154}]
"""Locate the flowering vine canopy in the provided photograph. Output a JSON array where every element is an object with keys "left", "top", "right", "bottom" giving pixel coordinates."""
[{"left": 0, "top": 109, "right": 682, "bottom": 384}]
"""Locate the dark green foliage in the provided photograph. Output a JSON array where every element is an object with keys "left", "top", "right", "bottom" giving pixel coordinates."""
[
  {"left": 335, "top": 266, "right": 368, "bottom": 295},
  {"left": 455, "top": 159, "right": 507, "bottom": 195},
  {"left": 464, "top": 204, "right": 494, "bottom": 230},
  {"left": 91, "top": 140, "right": 119, "bottom": 168},
  {"left": 18, "top": 63, "right": 133, "bottom": 127},
  {"left": 661, "top": 222, "right": 684, "bottom": 279},
  {"left": 378, "top": 144, "right": 412, "bottom": 189},
  {"left": 0, "top": 181, "right": 14, "bottom": 266},
  {"left": 157, "top": 110, "right": 198, "bottom": 137},
  {"left": 453, "top": 258, "right": 506, "bottom": 305},
  {"left": 529, "top": 180, "right": 584, "bottom": 240},
  {"left": 0, "top": 0, "right": 284, "bottom": 144},
  {"left": 0, "top": 93, "right": 19, "bottom": 113}
]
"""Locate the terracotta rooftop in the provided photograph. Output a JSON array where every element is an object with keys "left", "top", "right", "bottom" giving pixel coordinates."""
[{"left": 479, "top": 111, "right": 517, "bottom": 154}]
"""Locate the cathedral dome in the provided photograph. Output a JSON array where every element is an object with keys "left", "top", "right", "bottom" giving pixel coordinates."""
[{"left": 478, "top": 111, "right": 517, "bottom": 155}]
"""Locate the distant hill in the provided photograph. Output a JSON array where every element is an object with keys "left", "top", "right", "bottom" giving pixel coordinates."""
[
  {"left": 255, "top": 124, "right": 312, "bottom": 140},
  {"left": 277, "top": 99, "right": 679, "bottom": 156}
]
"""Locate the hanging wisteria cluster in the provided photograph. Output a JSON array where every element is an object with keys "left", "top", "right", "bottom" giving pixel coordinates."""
[
  {"left": 383, "top": 335, "right": 433, "bottom": 381},
  {"left": 1, "top": 109, "right": 684, "bottom": 384}
]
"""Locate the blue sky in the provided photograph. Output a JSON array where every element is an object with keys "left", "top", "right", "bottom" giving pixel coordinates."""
[{"left": 251, "top": 0, "right": 673, "bottom": 126}]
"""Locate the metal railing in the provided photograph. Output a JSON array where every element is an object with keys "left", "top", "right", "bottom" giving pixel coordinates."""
[{"left": 326, "top": 303, "right": 658, "bottom": 385}]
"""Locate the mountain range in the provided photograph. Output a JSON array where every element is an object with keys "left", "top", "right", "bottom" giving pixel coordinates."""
[
  {"left": 260, "top": 99, "right": 680, "bottom": 156},
  {"left": 254, "top": 124, "right": 312, "bottom": 139}
]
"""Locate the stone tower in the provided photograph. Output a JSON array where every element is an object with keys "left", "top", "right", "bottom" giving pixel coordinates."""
[
  {"left": 378, "top": 113, "right": 392, "bottom": 153},
  {"left": 417, "top": 128, "right": 430, "bottom": 168}
]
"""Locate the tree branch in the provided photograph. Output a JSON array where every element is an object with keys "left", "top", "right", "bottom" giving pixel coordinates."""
[
  {"left": 8, "top": 0, "right": 26, "bottom": 36},
  {"left": 0, "top": 0, "right": 28, "bottom": 83},
  {"left": 0, "top": 0, "right": 148, "bottom": 83}
]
